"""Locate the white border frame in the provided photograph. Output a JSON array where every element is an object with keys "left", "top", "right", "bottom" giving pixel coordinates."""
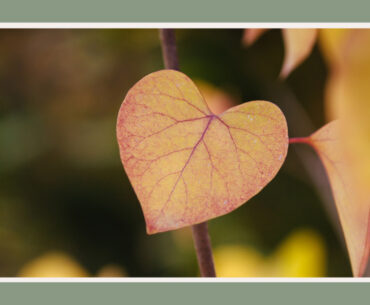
[
  {"left": 0, "top": 22, "right": 370, "bottom": 28},
  {"left": 0, "top": 23, "right": 368, "bottom": 282},
  {"left": 1, "top": 277, "right": 370, "bottom": 282}
]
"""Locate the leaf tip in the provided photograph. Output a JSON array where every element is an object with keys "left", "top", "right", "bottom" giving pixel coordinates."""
[
  {"left": 145, "top": 220, "right": 159, "bottom": 235},
  {"left": 242, "top": 29, "right": 268, "bottom": 47},
  {"left": 279, "top": 58, "right": 295, "bottom": 79},
  {"left": 356, "top": 212, "right": 370, "bottom": 277},
  {"left": 280, "top": 29, "right": 318, "bottom": 79}
]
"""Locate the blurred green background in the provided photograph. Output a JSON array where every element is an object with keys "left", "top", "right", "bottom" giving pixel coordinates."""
[{"left": 0, "top": 29, "right": 351, "bottom": 277}]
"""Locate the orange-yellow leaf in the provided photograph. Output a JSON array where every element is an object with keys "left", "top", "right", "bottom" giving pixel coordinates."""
[
  {"left": 117, "top": 70, "right": 288, "bottom": 234},
  {"left": 324, "top": 31, "right": 370, "bottom": 172},
  {"left": 324, "top": 31, "right": 370, "bottom": 195},
  {"left": 280, "top": 29, "right": 317, "bottom": 78},
  {"left": 318, "top": 29, "right": 351, "bottom": 67},
  {"left": 242, "top": 29, "right": 268, "bottom": 46},
  {"left": 306, "top": 121, "right": 370, "bottom": 276},
  {"left": 322, "top": 30, "right": 370, "bottom": 275}
]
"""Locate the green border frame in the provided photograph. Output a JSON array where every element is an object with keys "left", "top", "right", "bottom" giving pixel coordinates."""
[
  {"left": 0, "top": 0, "right": 369, "bottom": 22},
  {"left": 0, "top": 282, "right": 368, "bottom": 304},
  {"left": 1, "top": 1, "right": 370, "bottom": 304}
]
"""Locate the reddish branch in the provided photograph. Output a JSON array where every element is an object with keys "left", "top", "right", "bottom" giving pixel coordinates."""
[
  {"left": 159, "top": 29, "right": 180, "bottom": 71},
  {"left": 159, "top": 29, "right": 217, "bottom": 277},
  {"left": 191, "top": 222, "right": 216, "bottom": 277}
]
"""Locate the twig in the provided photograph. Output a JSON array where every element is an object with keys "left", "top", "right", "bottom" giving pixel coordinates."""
[
  {"left": 159, "top": 29, "right": 180, "bottom": 71},
  {"left": 158, "top": 29, "right": 216, "bottom": 277},
  {"left": 191, "top": 222, "right": 217, "bottom": 277}
]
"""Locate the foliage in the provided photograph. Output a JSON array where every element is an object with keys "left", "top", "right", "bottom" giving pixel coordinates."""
[
  {"left": 117, "top": 70, "right": 288, "bottom": 234},
  {"left": 117, "top": 29, "right": 370, "bottom": 276}
]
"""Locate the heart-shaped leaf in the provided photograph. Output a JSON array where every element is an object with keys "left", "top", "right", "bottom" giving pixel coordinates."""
[
  {"left": 117, "top": 70, "right": 288, "bottom": 234},
  {"left": 302, "top": 121, "right": 370, "bottom": 276}
]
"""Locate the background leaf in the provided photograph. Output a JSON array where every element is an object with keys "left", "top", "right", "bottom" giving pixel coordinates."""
[
  {"left": 117, "top": 70, "right": 289, "bottom": 234},
  {"left": 242, "top": 29, "right": 268, "bottom": 46},
  {"left": 306, "top": 121, "right": 370, "bottom": 276},
  {"left": 318, "top": 29, "right": 351, "bottom": 67},
  {"left": 319, "top": 30, "right": 370, "bottom": 275},
  {"left": 243, "top": 28, "right": 317, "bottom": 78},
  {"left": 280, "top": 29, "right": 317, "bottom": 78},
  {"left": 195, "top": 80, "right": 236, "bottom": 115}
]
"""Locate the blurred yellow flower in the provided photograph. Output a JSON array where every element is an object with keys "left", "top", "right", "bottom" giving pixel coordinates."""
[
  {"left": 214, "top": 229, "right": 326, "bottom": 277},
  {"left": 213, "top": 245, "right": 264, "bottom": 277},
  {"left": 272, "top": 229, "right": 326, "bottom": 277},
  {"left": 18, "top": 251, "right": 88, "bottom": 277}
]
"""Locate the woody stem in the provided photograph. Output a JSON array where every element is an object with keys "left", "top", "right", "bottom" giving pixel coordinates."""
[{"left": 158, "top": 28, "right": 216, "bottom": 277}]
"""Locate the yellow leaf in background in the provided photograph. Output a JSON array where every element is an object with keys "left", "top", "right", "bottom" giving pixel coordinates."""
[
  {"left": 319, "top": 29, "right": 370, "bottom": 275},
  {"left": 324, "top": 30, "right": 370, "bottom": 184},
  {"left": 305, "top": 121, "right": 370, "bottom": 277},
  {"left": 242, "top": 29, "right": 268, "bottom": 46},
  {"left": 18, "top": 252, "right": 88, "bottom": 277},
  {"left": 280, "top": 29, "right": 317, "bottom": 78},
  {"left": 243, "top": 29, "right": 317, "bottom": 78},
  {"left": 117, "top": 70, "right": 288, "bottom": 234},
  {"left": 195, "top": 80, "right": 236, "bottom": 115},
  {"left": 214, "top": 229, "right": 326, "bottom": 277},
  {"left": 318, "top": 29, "right": 351, "bottom": 67}
]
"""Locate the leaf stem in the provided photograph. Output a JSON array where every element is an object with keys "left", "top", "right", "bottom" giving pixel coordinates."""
[
  {"left": 158, "top": 29, "right": 216, "bottom": 277},
  {"left": 289, "top": 137, "right": 311, "bottom": 145}
]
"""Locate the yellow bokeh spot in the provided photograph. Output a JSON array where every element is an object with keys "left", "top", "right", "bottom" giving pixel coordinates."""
[
  {"left": 271, "top": 229, "right": 326, "bottom": 277},
  {"left": 18, "top": 251, "right": 88, "bottom": 277},
  {"left": 214, "top": 229, "right": 326, "bottom": 277},
  {"left": 214, "top": 245, "right": 264, "bottom": 277}
]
